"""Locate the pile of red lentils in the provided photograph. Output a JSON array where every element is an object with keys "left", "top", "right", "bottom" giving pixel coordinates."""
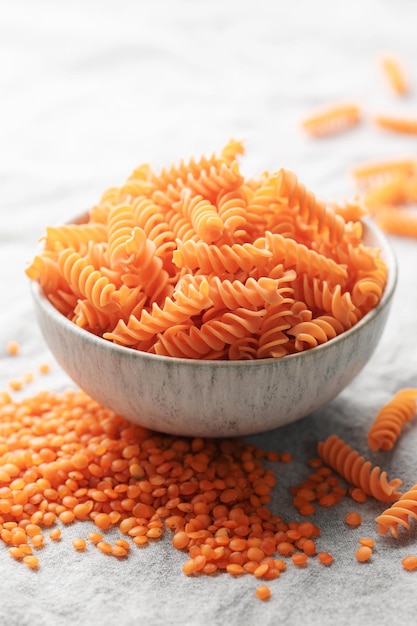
[{"left": 2, "top": 342, "right": 417, "bottom": 603}]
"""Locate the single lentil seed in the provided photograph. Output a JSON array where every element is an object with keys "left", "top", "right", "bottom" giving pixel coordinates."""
[{"left": 402, "top": 556, "right": 417, "bottom": 571}]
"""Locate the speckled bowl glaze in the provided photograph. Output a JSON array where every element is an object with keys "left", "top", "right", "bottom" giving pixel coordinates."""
[{"left": 31, "top": 218, "right": 397, "bottom": 438}]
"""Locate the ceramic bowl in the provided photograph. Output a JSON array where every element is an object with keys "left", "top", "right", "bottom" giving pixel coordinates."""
[{"left": 30, "top": 218, "right": 397, "bottom": 438}]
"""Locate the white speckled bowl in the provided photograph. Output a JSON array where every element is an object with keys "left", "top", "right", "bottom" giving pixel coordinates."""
[{"left": 30, "top": 219, "right": 397, "bottom": 438}]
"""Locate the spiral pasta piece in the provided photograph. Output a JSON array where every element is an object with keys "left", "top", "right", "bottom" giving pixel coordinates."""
[
  {"left": 317, "top": 434, "right": 402, "bottom": 503},
  {"left": 26, "top": 141, "right": 388, "bottom": 359},
  {"left": 58, "top": 249, "right": 119, "bottom": 313},
  {"left": 106, "top": 205, "right": 146, "bottom": 270},
  {"left": 288, "top": 315, "right": 346, "bottom": 351},
  {"left": 301, "top": 103, "right": 361, "bottom": 137},
  {"left": 207, "top": 275, "right": 291, "bottom": 311},
  {"left": 132, "top": 196, "right": 176, "bottom": 261},
  {"left": 374, "top": 207, "right": 417, "bottom": 238},
  {"left": 43, "top": 223, "right": 108, "bottom": 254},
  {"left": 293, "top": 275, "right": 358, "bottom": 329},
  {"left": 373, "top": 115, "right": 417, "bottom": 135},
  {"left": 368, "top": 388, "right": 417, "bottom": 451},
  {"left": 173, "top": 239, "right": 272, "bottom": 274},
  {"left": 276, "top": 169, "right": 346, "bottom": 244},
  {"left": 103, "top": 276, "right": 211, "bottom": 347},
  {"left": 376, "top": 483, "right": 417, "bottom": 537},
  {"left": 256, "top": 231, "right": 348, "bottom": 284},
  {"left": 154, "top": 308, "right": 265, "bottom": 359},
  {"left": 380, "top": 54, "right": 409, "bottom": 95},
  {"left": 173, "top": 190, "right": 224, "bottom": 244},
  {"left": 350, "top": 158, "right": 417, "bottom": 189}
]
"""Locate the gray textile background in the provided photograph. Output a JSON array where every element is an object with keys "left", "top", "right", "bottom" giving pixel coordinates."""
[{"left": 2, "top": 1, "right": 417, "bottom": 624}]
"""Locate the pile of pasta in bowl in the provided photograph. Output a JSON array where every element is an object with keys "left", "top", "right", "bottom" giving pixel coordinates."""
[{"left": 26, "top": 140, "right": 396, "bottom": 436}]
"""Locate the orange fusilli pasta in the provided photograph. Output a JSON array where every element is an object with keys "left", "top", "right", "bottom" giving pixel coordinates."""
[
  {"left": 379, "top": 54, "right": 409, "bottom": 96},
  {"left": 301, "top": 103, "right": 361, "bottom": 138},
  {"left": 373, "top": 114, "right": 417, "bottom": 135},
  {"left": 317, "top": 434, "right": 402, "bottom": 503},
  {"left": 26, "top": 141, "right": 388, "bottom": 359},
  {"left": 368, "top": 388, "right": 417, "bottom": 451},
  {"left": 376, "top": 483, "right": 417, "bottom": 538}
]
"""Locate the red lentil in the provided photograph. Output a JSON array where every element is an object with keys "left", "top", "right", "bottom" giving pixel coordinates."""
[
  {"left": 292, "top": 553, "right": 308, "bottom": 567},
  {"left": 72, "top": 538, "right": 87, "bottom": 551},
  {"left": 6, "top": 341, "right": 19, "bottom": 356},
  {"left": 359, "top": 538, "right": 375, "bottom": 549},
  {"left": 346, "top": 512, "right": 362, "bottom": 527},
  {"left": 255, "top": 585, "right": 271, "bottom": 601},
  {"left": 0, "top": 386, "right": 382, "bottom": 584},
  {"left": 356, "top": 546, "right": 372, "bottom": 563},
  {"left": 317, "top": 551, "right": 333, "bottom": 566},
  {"left": 402, "top": 556, "right": 417, "bottom": 571}
]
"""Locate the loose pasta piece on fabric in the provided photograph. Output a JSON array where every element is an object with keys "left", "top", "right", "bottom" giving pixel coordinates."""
[
  {"left": 317, "top": 434, "right": 402, "bottom": 503},
  {"left": 301, "top": 103, "right": 361, "bottom": 137},
  {"left": 376, "top": 483, "right": 417, "bottom": 537},
  {"left": 350, "top": 158, "right": 417, "bottom": 189},
  {"left": 379, "top": 54, "right": 409, "bottom": 96},
  {"left": 363, "top": 174, "right": 411, "bottom": 213},
  {"left": 375, "top": 207, "right": 417, "bottom": 238},
  {"left": 368, "top": 388, "right": 417, "bottom": 451},
  {"left": 373, "top": 115, "right": 417, "bottom": 135}
]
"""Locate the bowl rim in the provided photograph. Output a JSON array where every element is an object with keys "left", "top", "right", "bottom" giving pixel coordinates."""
[{"left": 30, "top": 216, "right": 398, "bottom": 370}]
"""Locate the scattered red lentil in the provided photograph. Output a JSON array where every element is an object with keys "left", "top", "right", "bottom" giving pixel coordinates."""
[
  {"left": 317, "top": 551, "right": 333, "bottom": 566},
  {"left": 6, "top": 341, "right": 19, "bottom": 356},
  {"left": 350, "top": 488, "right": 367, "bottom": 503},
  {"left": 292, "top": 553, "right": 308, "bottom": 567},
  {"left": 345, "top": 512, "right": 362, "bottom": 527},
  {"left": 359, "top": 538, "right": 375, "bottom": 549},
  {"left": 72, "top": 538, "right": 87, "bottom": 551},
  {"left": 402, "top": 556, "right": 417, "bottom": 571},
  {"left": 356, "top": 546, "right": 372, "bottom": 563},
  {"left": 255, "top": 585, "right": 271, "bottom": 601}
]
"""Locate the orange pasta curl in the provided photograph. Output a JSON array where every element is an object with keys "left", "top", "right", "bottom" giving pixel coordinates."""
[
  {"left": 368, "top": 388, "right": 417, "bottom": 451},
  {"left": 374, "top": 207, "right": 417, "bottom": 238},
  {"left": 292, "top": 276, "right": 359, "bottom": 329},
  {"left": 350, "top": 158, "right": 417, "bottom": 189},
  {"left": 58, "top": 249, "right": 119, "bottom": 314},
  {"left": 43, "top": 223, "right": 108, "bottom": 254},
  {"left": 288, "top": 315, "right": 345, "bottom": 352},
  {"left": 154, "top": 308, "right": 265, "bottom": 359},
  {"left": 26, "top": 141, "right": 388, "bottom": 359},
  {"left": 376, "top": 483, "right": 417, "bottom": 538},
  {"left": 317, "top": 434, "right": 402, "bottom": 503},
  {"left": 275, "top": 169, "right": 347, "bottom": 244},
  {"left": 373, "top": 114, "right": 417, "bottom": 135},
  {"left": 173, "top": 239, "right": 273, "bottom": 274},
  {"left": 380, "top": 54, "right": 409, "bottom": 96},
  {"left": 301, "top": 103, "right": 361, "bottom": 137}
]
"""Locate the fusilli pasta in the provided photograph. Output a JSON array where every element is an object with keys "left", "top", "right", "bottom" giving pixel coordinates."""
[
  {"left": 317, "top": 434, "right": 402, "bottom": 503},
  {"left": 26, "top": 141, "right": 389, "bottom": 359},
  {"left": 376, "top": 483, "right": 417, "bottom": 538},
  {"left": 368, "top": 388, "right": 417, "bottom": 451}
]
